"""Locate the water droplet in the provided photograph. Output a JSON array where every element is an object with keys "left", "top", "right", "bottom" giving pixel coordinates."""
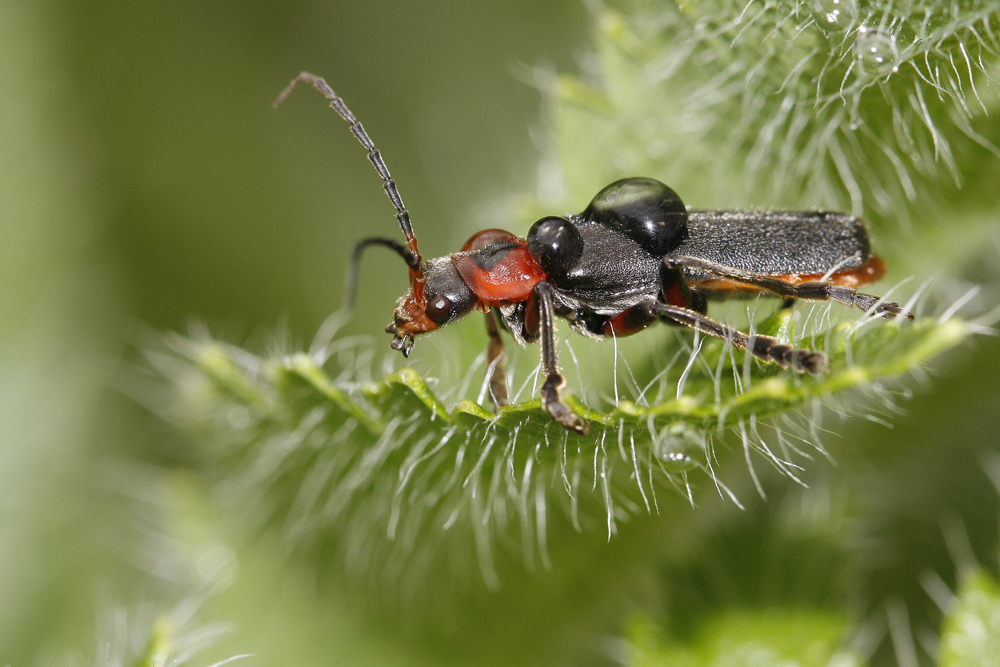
[
  {"left": 655, "top": 423, "right": 705, "bottom": 472},
  {"left": 854, "top": 25, "right": 900, "bottom": 76},
  {"left": 811, "top": 0, "right": 855, "bottom": 33}
]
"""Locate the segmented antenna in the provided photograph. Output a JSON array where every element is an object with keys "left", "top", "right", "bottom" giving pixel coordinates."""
[
  {"left": 274, "top": 72, "right": 423, "bottom": 266},
  {"left": 344, "top": 237, "right": 418, "bottom": 311}
]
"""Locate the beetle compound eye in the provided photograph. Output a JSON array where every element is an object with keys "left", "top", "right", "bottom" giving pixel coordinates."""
[
  {"left": 526, "top": 216, "right": 584, "bottom": 279},
  {"left": 584, "top": 177, "right": 689, "bottom": 256},
  {"left": 426, "top": 295, "right": 452, "bottom": 324}
]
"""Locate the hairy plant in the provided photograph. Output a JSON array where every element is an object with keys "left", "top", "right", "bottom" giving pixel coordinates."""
[{"left": 147, "top": 0, "right": 999, "bottom": 663}]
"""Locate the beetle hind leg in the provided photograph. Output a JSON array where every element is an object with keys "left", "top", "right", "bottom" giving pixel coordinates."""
[
  {"left": 666, "top": 256, "right": 914, "bottom": 320},
  {"left": 642, "top": 301, "right": 826, "bottom": 375}
]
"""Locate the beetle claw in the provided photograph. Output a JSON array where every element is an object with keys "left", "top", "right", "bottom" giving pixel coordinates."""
[
  {"left": 876, "top": 302, "right": 914, "bottom": 321},
  {"left": 541, "top": 374, "right": 590, "bottom": 435},
  {"left": 794, "top": 350, "right": 827, "bottom": 375}
]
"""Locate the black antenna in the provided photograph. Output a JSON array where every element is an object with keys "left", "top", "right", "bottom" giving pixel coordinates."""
[
  {"left": 274, "top": 72, "right": 423, "bottom": 266},
  {"left": 345, "top": 237, "right": 420, "bottom": 312}
]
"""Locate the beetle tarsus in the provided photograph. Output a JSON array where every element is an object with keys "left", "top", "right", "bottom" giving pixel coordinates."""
[
  {"left": 846, "top": 290, "right": 914, "bottom": 320},
  {"left": 541, "top": 374, "right": 589, "bottom": 434},
  {"left": 748, "top": 337, "right": 827, "bottom": 375}
]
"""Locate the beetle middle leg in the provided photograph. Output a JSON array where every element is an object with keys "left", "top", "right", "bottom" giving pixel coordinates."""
[
  {"left": 484, "top": 309, "right": 508, "bottom": 408},
  {"left": 638, "top": 301, "right": 827, "bottom": 374},
  {"left": 666, "top": 256, "right": 914, "bottom": 320},
  {"left": 654, "top": 259, "right": 824, "bottom": 373},
  {"left": 532, "top": 282, "right": 589, "bottom": 434}
]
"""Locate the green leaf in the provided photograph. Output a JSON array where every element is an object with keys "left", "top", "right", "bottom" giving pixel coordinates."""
[
  {"left": 150, "top": 311, "right": 968, "bottom": 586},
  {"left": 939, "top": 569, "right": 1000, "bottom": 667},
  {"left": 625, "top": 610, "right": 863, "bottom": 667}
]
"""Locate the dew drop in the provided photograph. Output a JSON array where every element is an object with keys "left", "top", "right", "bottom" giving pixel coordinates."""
[
  {"left": 655, "top": 423, "right": 706, "bottom": 472},
  {"left": 811, "top": 0, "right": 855, "bottom": 33},
  {"left": 854, "top": 25, "right": 900, "bottom": 76}
]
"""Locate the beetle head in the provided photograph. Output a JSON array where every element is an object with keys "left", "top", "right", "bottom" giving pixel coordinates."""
[{"left": 386, "top": 256, "right": 479, "bottom": 356}]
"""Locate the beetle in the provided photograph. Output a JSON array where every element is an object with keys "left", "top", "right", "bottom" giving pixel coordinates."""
[{"left": 276, "top": 72, "right": 913, "bottom": 435}]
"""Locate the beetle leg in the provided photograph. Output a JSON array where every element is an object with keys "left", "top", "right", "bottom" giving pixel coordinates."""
[
  {"left": 534, "top": 282, "right": 589, "bottom": 434},
  {"left": 641, "top": 301, "right": 827, "bottom": 374},
  {"left": 666, "top": 256, "right": 914, "bottom": 320},
  {"left": 484, "top": 309, "right": 508, "bottom": 408}
]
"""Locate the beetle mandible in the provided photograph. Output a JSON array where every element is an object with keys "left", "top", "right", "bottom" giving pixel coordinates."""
[{"left": 276, "top": 72, "right": 914, "bottom": 435}]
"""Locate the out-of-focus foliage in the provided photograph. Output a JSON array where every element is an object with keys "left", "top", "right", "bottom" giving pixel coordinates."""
[
  {"left": 939, "top": 569, "right": 1000, "bottom": 667},
  {"left": 625, "top": 610, "right": 862, "bottom": 667}
]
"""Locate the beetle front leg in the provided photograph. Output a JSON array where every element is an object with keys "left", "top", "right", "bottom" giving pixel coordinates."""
[
  {"left": 533, "top": 282, "right": 589, "bottom": 434},
  {"left": 484, "top": 309, "right": 508, "bottom": 408},
  {"left": 666, "top": 256, "right": 914, "bottom": 320},
  {"left": 642, "top": 301, "right": 827, "bottom": 374}
]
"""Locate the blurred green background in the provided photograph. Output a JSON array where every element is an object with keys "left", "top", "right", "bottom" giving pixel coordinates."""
[
  {"left": 3, "top": 0, "right": 1000, "bottom": 665},
  {"left": 60, "top": 0, "right": 588, "bottom": 337},
  {"left": 0, "top": 0, "right": 585, "bottom": 659}
]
